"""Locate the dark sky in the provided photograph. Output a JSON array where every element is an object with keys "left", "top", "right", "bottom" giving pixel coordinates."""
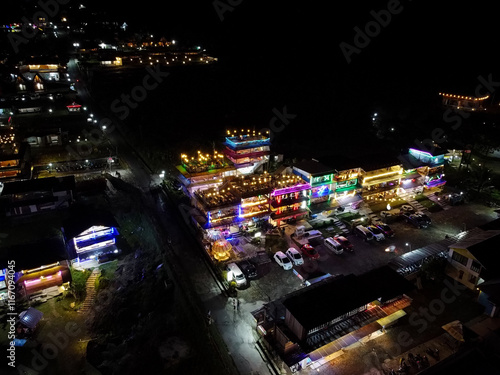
[{"left": 3, "top": 0, "right": 499, "bottom": 157}]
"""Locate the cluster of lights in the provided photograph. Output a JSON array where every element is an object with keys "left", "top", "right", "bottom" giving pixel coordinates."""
[
  {"left": 226, "top": 129, "right": 269, "bottom": 138},
  {"left": 366, "top": 196, "right": 404, "bottom": 202},
  {"left": 439, "top": 93, "right": 489, "bottom": 101},
  {"left": 0, "top": 129, "right": 18, "bottom": 155},
  {"left": 0, "top": 132, "right": 15, "bottom": 145},
  {"left": 181, "top": 151, "right": 226, "bottom": 172},
  {"left": 196, "top": 173, "right": 310, "bottom": 209}
]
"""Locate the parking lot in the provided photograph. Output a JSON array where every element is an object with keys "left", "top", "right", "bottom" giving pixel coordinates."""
[{"left": 237, "top": 201, "right": 499, "bottom": 302}]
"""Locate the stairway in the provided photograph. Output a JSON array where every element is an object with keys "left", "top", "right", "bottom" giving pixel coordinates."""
[
  {"left": 399, "top": 191, "right": 430, "bottom": 214},
  {"left": 79, "top": 268, "right": 101, "bottom": 313},
  {"left": 426, "top": 192, "right": 452, "bottom": 210}
]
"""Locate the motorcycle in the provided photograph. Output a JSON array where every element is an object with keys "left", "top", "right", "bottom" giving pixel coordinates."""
[
  {"left": 422, "top": 355, "right": 429, "bottom": 366},
  {"left": 407, "top": 352, "right": 416, "bottom": 367},
  {"left": 426, "top": 347, "right": 440, "bottom": 360}
]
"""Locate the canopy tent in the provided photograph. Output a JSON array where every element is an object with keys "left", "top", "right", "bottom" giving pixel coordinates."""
[
  {"left": 206, "top": 229, "right": 225, "bottom": 241},
  {"left": 212, "top": 239, "right": 232, "bottom": 261}
]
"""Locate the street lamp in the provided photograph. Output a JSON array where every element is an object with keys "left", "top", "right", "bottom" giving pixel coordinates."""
[
  {"left": 405, "top": 242, "right": 411, "bottom": 252},
  {"left": 49, "top": 163, "right": 53, "bottom": 173}
]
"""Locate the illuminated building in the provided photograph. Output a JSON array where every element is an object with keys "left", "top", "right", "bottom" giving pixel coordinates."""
[
  {"left": 19, "top": 60, "right": 64, "bottom": 81},
  {"left": 446, "top": 229, "right": 500, "bottom": 292},
  {"left": 176, "top": 150, "right": 236, "bottom": 194},
  {"left": 223, "top": 129, "right": 271, "bottom": 174},
  {"left": 192, "top": 174, "right": 310, "bottom": 230},
  {"left": 0, "top": 129, "right": 30, "bottom": 182},
  {"left": 333, "top": 163, "right": 363, "bottom": 204},
  {"left": 0, "top": 237, "right": 71, "bottom": 302},
  {"left": 269, "top": 177, "right": 311, "bottom": 226},
  {"left": 292, "top": 159, "right": 336, "bottom": 207},
  {"left": 360, "top": 156, "right": 403, "bottom": 202},
  {"left": 399, "top": 148, "right": 447, "bottom": 190},
  {"left": 98, "top": 56, "right": 123, "bottom": 66},
  {"left": 439, "top": 92, "right": 489, "bottom": 112},
  {"left": 252, "top": 266, "right": 414, "bottom": 372},
  {"left": 62, "top": 209, "right": 120, "bottom": 266}
]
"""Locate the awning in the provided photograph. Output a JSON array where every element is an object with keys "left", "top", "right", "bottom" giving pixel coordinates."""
[
  {"left": 442, "top": 320, "right": 465, "bottom": 342},
  {"left": 376, "top": 309, "right": 406, "bottom": 327},
  {"left": 18, "top": 307, "right": 43, "bottom": 329}
]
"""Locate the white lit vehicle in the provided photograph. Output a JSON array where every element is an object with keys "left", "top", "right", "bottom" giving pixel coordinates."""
[
  {"left": 286, "top": 248, "right": 304, "bottom": 266},
  {"left": 274, "top": 251, "right": 293, "bottom": 270}
]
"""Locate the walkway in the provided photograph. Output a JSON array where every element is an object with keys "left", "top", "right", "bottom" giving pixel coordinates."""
[
  {"left": 398, "top": 191, "right": 431, "bottom": 214},
  {"left": 79, "top": 268, "right": 101, "bottom": 313}
]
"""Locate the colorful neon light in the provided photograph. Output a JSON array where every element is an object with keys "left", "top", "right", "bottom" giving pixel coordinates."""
[
  {"left": 225, "top": 136, "right": 271, "bottom": 149},
  {"left": 317, "top": 185, "right": 329, "bottom": 196},
  {"left": 271, "top": 183, "right": 311, "bottom": 197}
]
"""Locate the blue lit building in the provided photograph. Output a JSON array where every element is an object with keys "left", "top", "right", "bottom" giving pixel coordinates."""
[
  {"left": 404, "top": 148, "right": 447, "bottom": 189},
  {"left": 223, "top": 131, "right": 271, "bottom": 174},
  {"left": 62, "top": 209, "right": 120, "bottom": 267}
]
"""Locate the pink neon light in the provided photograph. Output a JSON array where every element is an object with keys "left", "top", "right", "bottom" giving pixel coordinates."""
[
  {"left": 24, "top": 278, "right": 42, "bottom": 286},
  {"left": 271, "top": 183, "right": 311, "bottom": 197}
]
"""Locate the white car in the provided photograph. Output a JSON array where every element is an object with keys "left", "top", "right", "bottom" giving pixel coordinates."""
[
  {"left": 367, "top": 225, "right": 386, "bottom": 241},
  {"left": 274, "top": 251, "right": 293, "bottom": 270},
  {"left": 286, "top": 248, "right": 304, "bottom": 266}
]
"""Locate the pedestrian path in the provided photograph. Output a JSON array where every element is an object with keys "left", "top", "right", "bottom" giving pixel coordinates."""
[{"left": 79, "top": 268, "right": 101, "bottom": 313}]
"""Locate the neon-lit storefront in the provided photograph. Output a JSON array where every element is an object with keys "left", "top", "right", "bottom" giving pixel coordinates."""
[{"left": 63, "top": 210, "right": 121, "bottom": 265}]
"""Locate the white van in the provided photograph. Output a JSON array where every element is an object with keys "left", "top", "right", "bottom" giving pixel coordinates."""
[
  {"left": 226, "top": 262, "right": 247, "bottom": 288},
  {"left": 324, "top": 237, "right": 344, "bottom": 255}
]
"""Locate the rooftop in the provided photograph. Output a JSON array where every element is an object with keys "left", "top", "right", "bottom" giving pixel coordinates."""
[
  {"left": 282, "top": 266, "right": 414, "bottom": 330},
  {"left": 293, "top": 159, "right": 336, "bottom": 176},
  {"left": 195, "top": 173, "right": 309, "bottom": 209}
]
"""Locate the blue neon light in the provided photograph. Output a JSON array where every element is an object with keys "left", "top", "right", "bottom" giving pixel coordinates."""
[
  {"left": 238, "top": 205, "right": 242, "bottom": 218},
  {"left": 225, "top": 136, "right": 271, "bottom": 149},
  {"left": 318, "top": 185, "right": 329, "bottom": 196}
]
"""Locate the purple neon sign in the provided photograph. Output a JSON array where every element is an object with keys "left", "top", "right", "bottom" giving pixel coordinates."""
[{"left": 271, "top": 183, "right": 311, "bottom": 197}]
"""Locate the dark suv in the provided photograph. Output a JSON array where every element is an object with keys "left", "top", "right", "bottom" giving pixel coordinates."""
[
  {"left": 403, "top": 212, "right": 428, "bottom": 228},
  {"left": 238, "top": 260, "right": 257, "bottom": 279}
]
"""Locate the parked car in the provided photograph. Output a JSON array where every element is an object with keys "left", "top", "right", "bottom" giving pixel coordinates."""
[
  {"left": 323, "top": 237, "right": 344, "bottom": 255},
  {"left": 274, "top": 251, "right": 293, "bottom": 270},
  {"left": 226, "top": 262, "right": 247, "bottom": 288},
  {"left": 286, "top": 248, "right": 304, "bottom": 265},
  {"left": 400, "top": 204, "right": 415, "bottom": 213},
  {"left": 403, "top": 212, "right": 428, "bottom": 228},
  {"left": 353, "top": 225, "right": 374, "bottom": 241},
  {"left": 334, "top": 235, "right": 354, "bottom": 252},
  {"left": 238, "top": 259, "right": 257, "bottom": 279},
  {"left": 376, "top": 223, "right": 394, "bottom": 238},
  {"left": 300, "top": 244, "right": 320, "bottom": 259},
  {"left": 367, "top": 225, "right": 385, "bottom": 241},
  {"left": 415, "top": 212, "right": 432, "bottom": 226}
]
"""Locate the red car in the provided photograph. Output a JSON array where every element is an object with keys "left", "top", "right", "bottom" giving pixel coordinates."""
[
  {"left": 376, "top": 223, "right": 395, "bottom": 237},
  {"left": 334, "top": 235, "right": 354, "bottom": 252},
  {"left": 301, "top": 244, "right": 320, "bottom": 259}
]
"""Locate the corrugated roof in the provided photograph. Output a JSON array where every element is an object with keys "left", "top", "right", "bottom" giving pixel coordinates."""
[{"left": 282, "top": 266, "right": 414, "bottom": 330}]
